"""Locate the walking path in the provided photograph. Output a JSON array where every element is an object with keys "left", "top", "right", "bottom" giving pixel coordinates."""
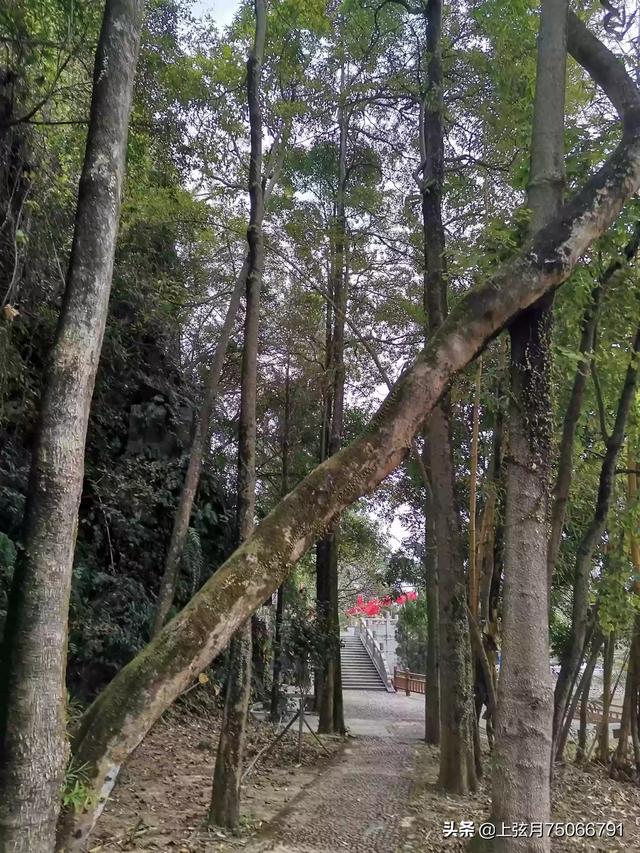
[{"left": 237, "top": 691, "right": 425, "bottom": 853}]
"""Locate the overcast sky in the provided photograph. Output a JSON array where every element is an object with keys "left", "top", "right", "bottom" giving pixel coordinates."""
[{"left": 192, "top": 0, "right": 241, "bottom": 27}]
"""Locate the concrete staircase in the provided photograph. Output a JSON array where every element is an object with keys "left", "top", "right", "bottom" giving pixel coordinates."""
[{"left": 340, "top": 633, "right": 387, "bottom": 690}]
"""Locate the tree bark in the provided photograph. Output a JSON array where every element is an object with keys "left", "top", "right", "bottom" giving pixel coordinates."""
[
  {"left": 317, "top": 66, "right": 348, "bottom": 736},
  {"left": 57, "top": 16, "right": 640, "bottom": 846},
  {"left": 423, "top": 470, "right": 440, "bottom": 745},
  {"left": 270, "top": 356, "right": 291, "bottom": 721},
  {"left": 469, "top": 359, "right": 482, "bottom": 618},
  {"left": 0, "top": 3, "right": 144, "bottom": 851},
  {"left": 0, "top": 69, "right": 30, "bottom": 313},
  {"left": 420, "top": 0, "right": 476, "bottom": 794},
  {"left": 209, "top": 0, "right": 266, "bottom": 828},
  {"left": 493, "top": 2, "right": 567, "bottom": 846},
  {"left": 556, "top": 629, "right": 603, "bottom": 763},
  {"left": 576, "top": 669, "right": 591, "bottom": 763},
  {"left": 612, "top": 623, "right": 639, "bottom": 774},
  {"left": 553, "top": 323, "right": 640, "bottom": 752},
  {"left": 597, "top": 630, "right": 615, "bottom": 763}
]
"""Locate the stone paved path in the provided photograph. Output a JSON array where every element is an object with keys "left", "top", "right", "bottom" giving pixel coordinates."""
[{"left": 235, "top": 690, "right": 425, "bottom": 853}]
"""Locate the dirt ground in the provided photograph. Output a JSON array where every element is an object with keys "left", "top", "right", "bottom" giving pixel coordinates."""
[
  {"left": 88, "top": 691, "right": 640, "bottom": 852},
  {"left": 400, "top": 745, "right": 640, "bottom": 852},
  {"left": 90, "top": 698, "right": 343, "bottom": 852}
]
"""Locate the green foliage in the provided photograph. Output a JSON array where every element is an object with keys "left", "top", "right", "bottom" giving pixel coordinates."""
[
  {"left": 281, "top": 597, "right": 339, "bottom": 692},
  {"left": 61, "top": 760, "right": 94, "bottom": 813},
  {"left": 396, "top": 597, "right": 428, "bottom": 673}
]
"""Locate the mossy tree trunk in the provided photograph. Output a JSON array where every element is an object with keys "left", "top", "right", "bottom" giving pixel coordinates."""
[
  {"left": 0, "top": 3, "right": 144, "bottom": 851},
  {"left": 493, "top": 2, "right": 567, "bottom": 845},
  {"left": 57, "top": 16, "right": 640, "bottom": 847},
  {"left": 209, "top": 0, "right": 266, "bottom": 829}
]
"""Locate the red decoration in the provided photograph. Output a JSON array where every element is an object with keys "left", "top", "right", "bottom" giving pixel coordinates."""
[{"left": 345, "top": 590, "right": 417, "bottom": 617}]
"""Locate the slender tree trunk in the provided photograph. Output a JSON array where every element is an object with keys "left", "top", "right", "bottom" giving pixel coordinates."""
[
  {"left": 420, "top": 0, "right": 476, "bottom": 794},
  {"left": 612, "top": 455, "right": 640, "bottom": 773},
  {"left": 56, "top": 18, "right": 640, "bottom": 846},
  {"left": 469, "top": 359, "right": 482, "bottom": 618},
  {"left": 0, "top": 69, "right": 30, "bottom": 312},
  {"left": 318, "top": 68, "right": 348, "bottom": 736},
  {"left": 153, "top": 263, "right": 247, "bottom": 634},
  {"left": 0, "top": 4, "right": 144, "bottom": 851},
  {"left": 576, "top": 674, "right": 590, "bottom": 764},
  {"left": 423, "top": 471, "right": 440, "bottom": 745},
  {"left": 597, "top": 630, "right": 615, "bottom": 763},
  {"left": 556, "top": 629, "right": 603, "bottom": 763},
  {"left": 493, "top": 2, "right": 567, "bottom": 846},
  {"left": 554, "top": 324, "right": 640, "bottom": 750},
  {"left": 152, "top": 127, "right": 290, "bottom": 636},
  {"left": 630, "top": 640, "right": 640, "bottom": 773},
  {"left": 613, "top": 622, "right": 639, "bottom": 773},
  {"left": 209, "top": 0, "right": 266, "bottom": 828},
  {"left": 476, "top": 399, "right": 503, "bottom": 752},
  {"left": 270, "top": 356, "right": 291, "bottom": 721},
  {"left": 547, "top": 223, "right": 640, "bottom": 586}
]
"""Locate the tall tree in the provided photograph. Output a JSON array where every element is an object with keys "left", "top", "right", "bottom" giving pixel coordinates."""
[
  {"left": 0, "top": 2, "right": 144, "bottom": 850},
  {"left": 492, "top": 0, "right": 567, "bottom": 844},
  {"left": 317, "top": 59, "right": 348, "bottom": 736},
  {"left": 209, "top": 0, "right": 267, "bottom": 829},
  {"left": 57, "top": 14, "right": 640, "bottom": 844},
  {"left": 270, "top": 355, "right": 291, "bottom": 721},
  {"left": 419, "top": 0, "right": 476, "bottom": 792}
]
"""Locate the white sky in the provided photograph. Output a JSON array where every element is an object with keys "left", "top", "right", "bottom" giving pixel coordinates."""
[{"left": 193, "top": 0, "right": 241, "bottom": 27}]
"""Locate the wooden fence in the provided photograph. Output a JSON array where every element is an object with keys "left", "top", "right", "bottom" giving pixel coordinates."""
[
  {"left": 391, "top": 673, "right": 626, "bottom": 740},
  {"left": 393, "top": 668, "right": 426, "bottom": 695}
]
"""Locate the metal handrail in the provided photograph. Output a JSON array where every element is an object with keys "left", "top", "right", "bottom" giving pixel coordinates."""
[{"left": 356, "top": 618, "right": 395, "bottom": 693}]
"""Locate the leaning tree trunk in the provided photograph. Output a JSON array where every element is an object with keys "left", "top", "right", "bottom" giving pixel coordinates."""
[
  {"left": 493, "top": 2, "right": 566, "bottom": 846},
  {"left": 56, "top": 17, "right": 640, "bottom": 847},
  {"left": 612, "top": 624, "right": 638, "bottom": 774},
  {"left": 209, "top": 0, "right": 266, "bottom": 830},
  {"left": 0, "top": 3, "right": 144, "bottom": 851},
  {"left": 419, "top": 0, "right": 476, "bottom": 794}
]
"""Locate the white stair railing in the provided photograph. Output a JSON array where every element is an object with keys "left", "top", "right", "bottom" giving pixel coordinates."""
[{"left": 355, "top": 618, "right": 396, "bottom": 692}]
